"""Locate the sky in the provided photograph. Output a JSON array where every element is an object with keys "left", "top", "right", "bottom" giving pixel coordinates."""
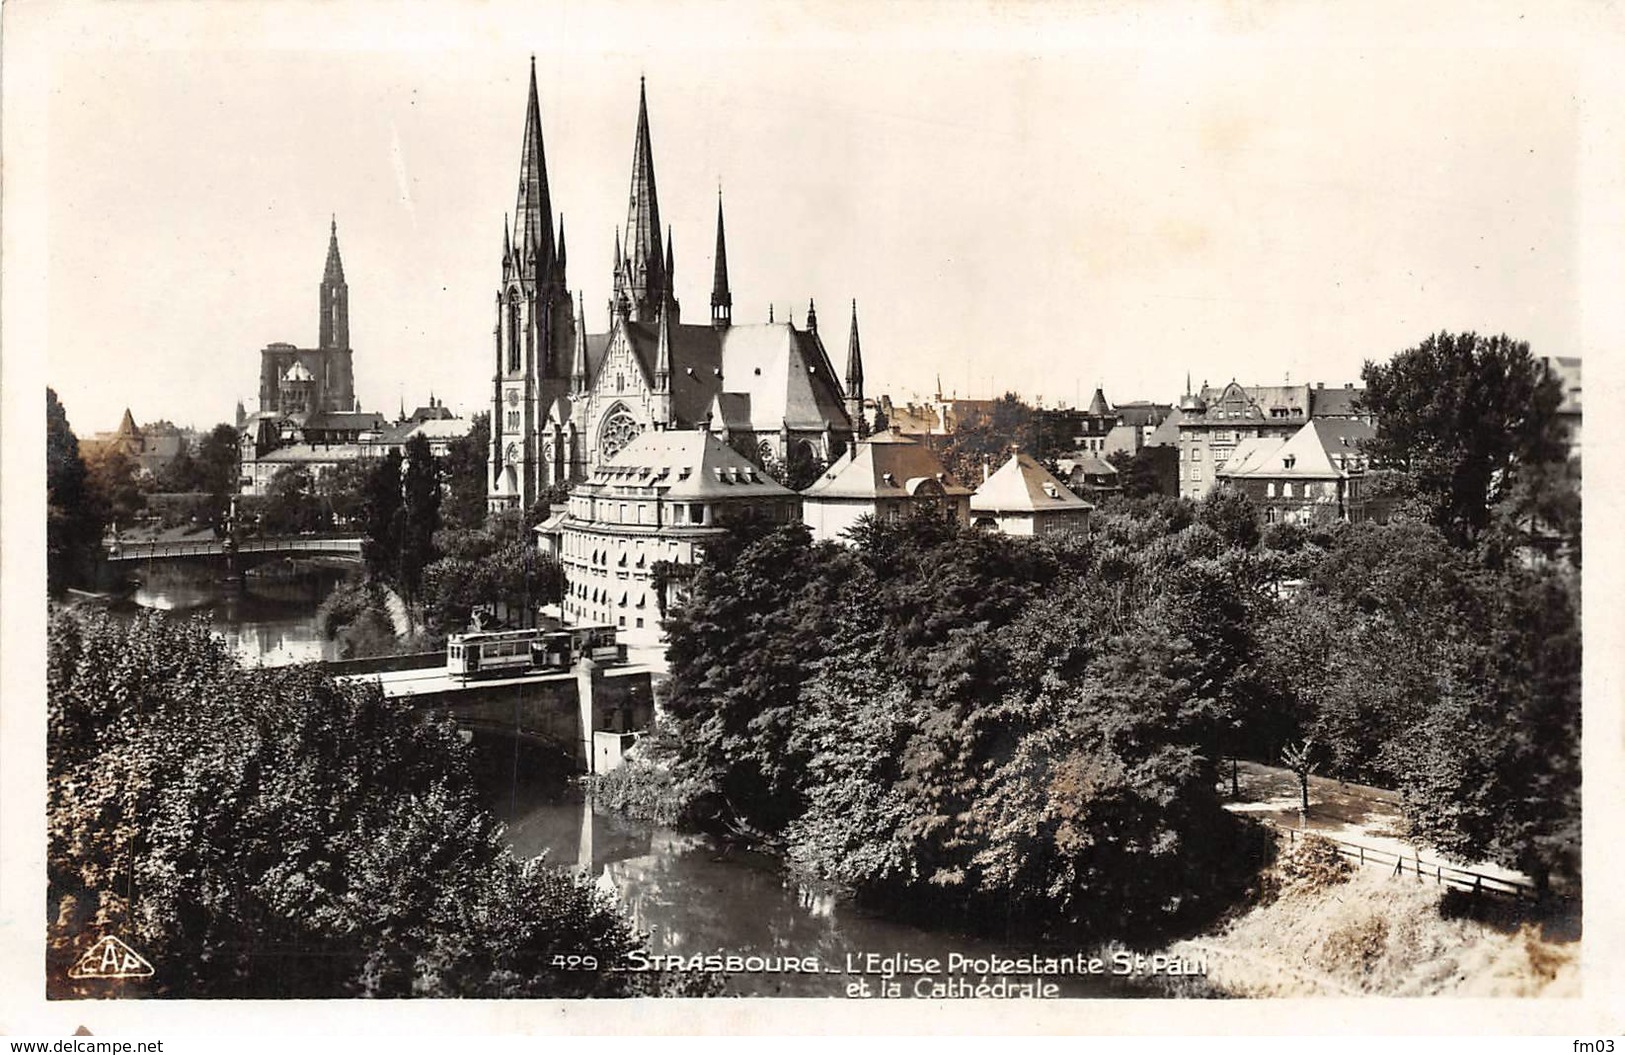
[{"left": 8, "top": 0, "right": 1617, "bottom": 435}]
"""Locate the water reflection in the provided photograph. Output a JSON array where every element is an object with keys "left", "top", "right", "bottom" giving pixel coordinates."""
[
  {"left": 109, "top": 560, "right": 353, "bottom": 666},
  {"left": 494, "top": 788, "right": 1144, "bottom": 998}
]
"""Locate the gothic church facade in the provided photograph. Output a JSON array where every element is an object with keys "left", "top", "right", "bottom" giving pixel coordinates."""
[{"left": 488, "top": 63, "right": 865, "bottom": 512}]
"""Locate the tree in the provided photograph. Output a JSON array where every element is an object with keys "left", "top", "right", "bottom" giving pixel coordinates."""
[
  {"left": 82, "top": 444, "right": 146, "bottom": 529},
  {"left": 440, "top": 412, "right": 490, "bottom": 531},
  {"left": 1361, "top": 332, "right": 1569, "bottom": 547},
  {"left": 257, "top": 465, "right": 321, "bottom": 535},
  {"left": 315, "top": 460, "right": 372, "bottom": 529},
  {"left": 362, "top": 450, "right": 404, "bottom": 582},
  {"left": 155, "top": 441, "right": 200, "bottom": 493},
  {"left": 194, "top": 423, "right": 241, "bottom": 498},
  {"left": 47, "top": 389, "right": 103, "bottom": 594},
  {"left": 1105, "top": 447, "right": 1169, "bottom": 499},
  {"left": 47, "top": 609, "right": 674, "bottom": 998},
  {"left": 1197, "top": 485, "right": 1261, "bottom": 550},
  {"left": 399, "top": 435, "right": 443, "bottom": 604}
]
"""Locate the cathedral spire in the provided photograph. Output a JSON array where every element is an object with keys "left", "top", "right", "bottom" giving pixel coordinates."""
[
  {"left": 320, "top": 216, "right": 349, "bottom": 350},
  {"left": 711, "top": 189, "right": 732, "bottom": 329},
  {"left": 806, "top": 298, "right": 819, "bottom": 336},
  {"left": 572, "top": 291, "right": 590, "bottom": 395},
  {"left": 514, "top": 55, "right": 556, "bottom": 285},
  {"left": 845, "top": 299, "right": 865, "bottom": 437},
  {"left": 556, "top": 214, "right": 567, "bottom": 272},
  {"left": 621, "top": 77, "right": 665, "bottom": 321}
]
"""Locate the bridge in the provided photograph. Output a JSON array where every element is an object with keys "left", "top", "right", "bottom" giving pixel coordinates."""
[
  {"left": 106, "top": 534, "right": 365, "bottom": 563},
  {"left": 339, "top": 659, "right": 656, "bottom": 775}
]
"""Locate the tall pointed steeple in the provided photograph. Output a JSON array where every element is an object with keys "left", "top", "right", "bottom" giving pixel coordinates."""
[
  {"left": 806, "top": 298, "right": 819, "bottom": 336},
  {"left": 711, "top": 189, "right": 732, "bottom": 329},
  {"left": 514, "top": 55, "right": 556, "bottom": 286},
  {"left": 320, "top": 215, "right": 349, "bottom": 350},
  {"left": 572, "top": 291, "right": 590, "bottom": 396},
  {"left": 845, "top": 299, "right": 865, "bottom": 438},
  {"left": 556, "top": 214, "right": 567, "bottom": 272},
  {"left": 620, "top": 77, "right": 666, "bottom": 321},
  {"left": 501, "top": 213, "right": 513, "bottom": 283}
]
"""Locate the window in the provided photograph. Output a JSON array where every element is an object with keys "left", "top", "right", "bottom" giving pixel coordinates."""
[
  {"left": 1282, "top": 482, "right": 1293, "bottom": 498},
  {"left": 1266, "top": 482, "right": 1275, "bottom": 498},
  {"left": 1192, "top": 449, "right": 1202, "bottom": 461}
]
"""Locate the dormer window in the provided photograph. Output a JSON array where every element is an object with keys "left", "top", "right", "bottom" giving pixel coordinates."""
[
  {"left": 882, "top": 472, "right": 896, "bottom": 486},
  {"left": 1042, "top": 482, "right": 1059, "bottom": 498},
  {"left": 1283, "top": 454, "right": 1296, "bottom": 469}
]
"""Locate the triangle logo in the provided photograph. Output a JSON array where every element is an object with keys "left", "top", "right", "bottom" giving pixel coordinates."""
[{"left": 68, "top": 935, "right": 154, "bottom": 980}]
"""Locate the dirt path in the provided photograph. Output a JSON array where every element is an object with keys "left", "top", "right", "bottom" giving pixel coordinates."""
[{"left": 1222, "top": 761, "right": 1531, "bottom": 886}]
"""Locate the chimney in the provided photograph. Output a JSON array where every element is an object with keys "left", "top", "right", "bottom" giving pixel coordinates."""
[{"left": 1316, "top": 382, "right": 1324, "bottom": 389}]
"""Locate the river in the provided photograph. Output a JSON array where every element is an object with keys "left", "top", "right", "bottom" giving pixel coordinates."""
[{"left": 120, "top": 562, "right": 1145, "bottom": 999}]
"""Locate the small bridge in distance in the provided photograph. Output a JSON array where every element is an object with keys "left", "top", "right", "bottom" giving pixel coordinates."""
[{"left": 105, "top": 534, "right": 365, "bottom": 569}]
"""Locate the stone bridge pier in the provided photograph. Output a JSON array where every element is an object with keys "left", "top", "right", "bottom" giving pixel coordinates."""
[{"left": 402, "top": 661, "right": 655, "bottom": 774}]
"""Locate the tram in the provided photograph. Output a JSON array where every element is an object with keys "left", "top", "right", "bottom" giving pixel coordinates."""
[{"left": 446, "top": 623, "right": 622, "bottom": 680}]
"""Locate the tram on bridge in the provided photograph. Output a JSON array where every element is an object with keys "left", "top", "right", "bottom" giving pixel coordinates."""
[{"left": 446, "top": 624, "right": 623, "bottom": 680}]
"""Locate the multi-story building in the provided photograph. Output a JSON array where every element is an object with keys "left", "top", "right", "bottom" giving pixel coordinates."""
[
  {"left": 486, "top": 65, "right": 859, "bottom": 513},
  {"left": 1177, "top": 379, "right": 1369, "bottom": 500},
  {"left": 551, "top": 430, "right": 799, "bottom": 645},
  {"left": 1215, "top": 418, "right": 1376, "bottom": 524},
  {"left": 801, "top": 431, "right": 971, "bottom": 543}
]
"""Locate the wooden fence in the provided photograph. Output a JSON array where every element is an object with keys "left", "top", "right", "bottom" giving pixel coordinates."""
[{"left": 1274, "top": 822, "right": 1540, "bottom": 902}]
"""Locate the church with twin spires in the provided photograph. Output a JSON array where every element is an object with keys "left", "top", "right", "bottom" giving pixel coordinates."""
[{"left": 487, "top": 61, "right": 865, "bottom": 512}]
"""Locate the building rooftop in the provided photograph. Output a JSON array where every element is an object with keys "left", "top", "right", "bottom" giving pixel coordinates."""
[
  {"left": 587, "top": 429, "right": 796, "bottom": 501},
  {"left": 1217, "top": 418, "right": 1375, "bottom": 480},
  {"left": 972, "top": 452, "right": 1094, "bottom": 514},
  {"left": 804, "top": 431, "right": 972, "bottom": 500}
]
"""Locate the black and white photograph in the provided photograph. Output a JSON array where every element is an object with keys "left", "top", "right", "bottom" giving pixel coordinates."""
[{"left": 3, "top": 0, "right": 1621, "bottom": 1041}]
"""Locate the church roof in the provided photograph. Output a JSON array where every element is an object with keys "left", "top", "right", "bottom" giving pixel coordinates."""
[
  {"left": 115, "top": 408, "right": 142, "bottom": 438},
  {"left": 302, "top": 410, "right": 386, "bottom": 432},
  {"left": 590, "top": 429, "right": 794, "bottom": 501},
  {"left": 603, "top": 319, "right": 850, "bottom": 432},
  {"left": 973, "top": 452, "right": 1096, "bottom": 514},
  {"left": 1086, "top": 388, "right": 1111, "bottom": 416},
  {"left": 804, "top": 431, "right": 971, "bottom": 500},
  {"left": 708, "top": 392, "right": 754, "bottom": 430}
]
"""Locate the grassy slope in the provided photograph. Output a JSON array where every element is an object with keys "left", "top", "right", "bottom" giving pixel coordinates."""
[{"left": 1166, "top": 846, "right": 1579, "bottom": 998}]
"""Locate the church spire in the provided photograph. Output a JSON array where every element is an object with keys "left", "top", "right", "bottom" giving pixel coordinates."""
[
  {"left": 514, "top": 55, "right": 556, "bottom": 286},
  {"left": 806, "top": 298, "right": 819, "bottom": 335},
  {"left": 621, "top": 77, "right": 665, "bottom": 321},
  {"left": 845, "top": 299, "right": 865, "bottom": 437},
  {"left": 556, "top": 214, "right": 567, "bottom": 273},
  {"left": 320, "top": 215, "right": 349, "bottom": 350},
  {"left": 711, "top": 189, "right": 732, "bottom": 329},
  {"left": 572, "top": 291, "right": 590, "bottom": 396}
]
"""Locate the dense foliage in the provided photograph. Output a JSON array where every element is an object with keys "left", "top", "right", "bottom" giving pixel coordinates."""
[
  {"left": 47, "top": 389, "right": 104, "bottom": 594},
  {"left": 647, "top": 406, "right": 1580, "bottom": 930},
  {"left": 1361, "top": 332, "right": 1571, "bottom": 548},
  {"left": 422, "top": 511, "right": 566, "bottom": 634},
  {"left": 652, "top": 510, "right": 1274, "bottom": 939},
  {"left": 47, "top": 609, "right": 677, "bottom": 998}
]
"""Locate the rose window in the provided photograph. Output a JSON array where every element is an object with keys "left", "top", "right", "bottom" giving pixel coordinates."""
[{"left": 599, "top": 407, "right": 642, "bottom": 461}]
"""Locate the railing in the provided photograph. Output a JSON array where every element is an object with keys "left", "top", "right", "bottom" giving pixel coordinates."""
[
  {"left": 106, "top": 535, "right": 364, "bottom": 561},
  {"left": 1275, "top": 822, "right": 1539, "bottom": 901}
]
